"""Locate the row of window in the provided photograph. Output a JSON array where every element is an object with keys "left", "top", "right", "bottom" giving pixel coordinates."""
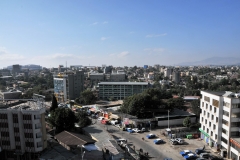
[{"left": 202, "top": 125, "right": 218, "bottom": 140}]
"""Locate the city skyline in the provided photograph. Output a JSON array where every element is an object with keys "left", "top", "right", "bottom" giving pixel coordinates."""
[{"left": 0, "top": 0, "right": 240, "bottom": 68}]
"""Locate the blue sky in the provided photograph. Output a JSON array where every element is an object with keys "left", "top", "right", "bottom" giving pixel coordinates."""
[{"left": 0, "top": 0, "right": 240, "bottom": 68}]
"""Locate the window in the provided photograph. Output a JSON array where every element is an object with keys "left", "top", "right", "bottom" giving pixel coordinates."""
[
  {"left": 210, "top": 105, "right": 212, "bottom": 111},
  {"left": 213, "top": 124, "right": 216, "bottom": 130},
  {"left": 2, "top": 140, "right": 10, "bottom": 146},
  {"left": 211, "top": 115, "right": 214, "bottom": 120},
  {"left": 206, "top": 104, "right": 208, "bottom": 109},
  {"left": 207, "top": 128, "right": 209, "bottom": 133},
  {"left": 1, "top": 131, "right": 9, "bottom": 137},
  {"left": 201, "top": 117, "right": 203, "bottom": 122},
  {"left": 221, "top": 136, "right": 228, "bottom": 144},
  {"left": 204, "top": 111, "right": 206, "bottom": 116},
  {"left": 13, "top": 114, "right": 18, "bottom": 123},
  {"left": 207, "top": 112, "right": 210, "bottom": 118},
  {"left": 214, "top": 107, "right": 216, "bottom": 113},
  {"left": 223, "top": 111, "right": 229, "bottom": 117},
  {"left": 23, "top": 124, "right": 32, "bottom": 129},
  {"left": 211, "top": 131, "right": 213, "bottom": 136},
  {"left": 15, "top": 136, "right": 20, "bottom": 142},
  {"left": 14, "top": 127, "right": 19, "bottom": 132},
  {"left": 205, "top": 120, "right": 207, "bottom": 125},
  {"left": 212, "top": 99, "right": 219, "bottom": 107},
  {"left": 203, "top": 125, "right": 205, "bottom": 130},
  {"left": 0, "top": 113, "right": 8, "bottom": 119},
  {"left": 23, "top": 114, "right": 32, "bottom": 120},
  {"left": 209, "top": 122, "right": 211, "bottom": 127},
  {"left": 24, "top": 133, "right": 33, "bottom": 138},
  {"left": 0, "top": 122, "right": 8, "bottom": 128},
  {"left": 216, "top": 117, "right": 218, "bottom": 123},
  {"left": 215, "top": 134, "right": 217, "bottom": 140}
]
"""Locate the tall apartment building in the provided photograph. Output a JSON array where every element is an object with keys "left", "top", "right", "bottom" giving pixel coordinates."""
[
  {"left": 200, "top": 91, "right": 240, "bottom": 159},
  {"left": 12, "top": 64, "right": 21, "bottom": 77},
  {"left": 172, "top": 70, "right": 180, "bottom": 84},
  {"left": 0, "top": 95, "right": 47, "bottom": 160},
  {"left": 53, "top": 71, "right": 84, "bottom": 102},
  {"left": 98, "top": 82, "right": 149, "bottom": 100}
]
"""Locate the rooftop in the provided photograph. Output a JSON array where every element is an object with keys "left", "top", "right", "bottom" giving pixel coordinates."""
[{"left": 0, "top": 100, "right": 45, "bottom": 110}]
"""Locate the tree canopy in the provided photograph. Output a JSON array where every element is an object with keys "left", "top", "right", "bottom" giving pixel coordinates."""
[
  {"left": 76, "top": 111, "right": 92, "bottom": 128},
  {"left": 80, "top": 89, "right": 97, "bottom": 105},
  {"left": 120, "top": 88, "right": 172, "bottom": 118},
  {"left": 183, "top": 117, "right": 191, "bottom": 128},
  {"left": 191, "top": 100, "right": 201, "bottom": 117},
  {"left": 48, "top": 108, "right": 77, "bottom": 133},
  {"left": 50, "top": 94, "right": 58, "bottom": 112}
]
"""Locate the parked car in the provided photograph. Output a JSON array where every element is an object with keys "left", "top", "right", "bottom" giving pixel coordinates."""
[
  {"left": 98, "top": 117, "right": 104, "bottom": 121},
  {"left": 146, "top": 133, "right": 156, "bottom": 139},
  {"left": 200, "top": 153, "right": 210, "bottom": 159},
  {"left": 184, "top": 153, "right": 197, "bottom": 160},
  {"left": 116, "top": 139, "right": 127, "bottom": 148},
  {"left": 132, "top": 128, "right": 142, "bottom": 133},
  {"left": 141, "top": 128, "right": 146, "bottom": 132},
  {"left": 153, "top": 139, "right": 164, "bottom": 144},
  {"left": 180, "top": 150, "right": 192, "bottom": 156},
  {"left": 126, "top": 128, "right": 134, "bottom": 133},
  {"left": 170, "top": 138, "right": 184, "bottom": 145}
]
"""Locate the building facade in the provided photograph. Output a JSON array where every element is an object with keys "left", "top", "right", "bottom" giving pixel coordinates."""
[
  {"left": 200, "top": 91, "right": 240, "bottom": 159},
  {"left": 53, "top": 71, "right": 84, "bottom": 102},
  {"left": 0, "top": 95, "right": 47, "bottom": 160},
  {"left": 98, "top": 82, "right": 149, "bottom": 100}
]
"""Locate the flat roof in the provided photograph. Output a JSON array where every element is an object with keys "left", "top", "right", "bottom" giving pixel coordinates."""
[
  {"left": 98, "top": 82, "right": 149, "bottom": 85},
  {"left": 201, "top": 90, "right": 226, "bottom": 96}
]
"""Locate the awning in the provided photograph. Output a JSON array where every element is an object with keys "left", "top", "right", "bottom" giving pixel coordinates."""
[{"left": 199, "top": 128, "right": 209, "bottom": 137}]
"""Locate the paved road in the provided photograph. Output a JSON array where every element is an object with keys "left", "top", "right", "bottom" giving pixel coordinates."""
[{"left": 104, "top": 124, "right": 178, "bottom": 160}]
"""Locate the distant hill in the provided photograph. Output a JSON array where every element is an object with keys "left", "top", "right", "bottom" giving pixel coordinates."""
[{"left": 178, "top": 57, "right": 240, "bottom": 66}]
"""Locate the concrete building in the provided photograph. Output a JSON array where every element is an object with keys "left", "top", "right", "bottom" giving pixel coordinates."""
[
  {"left": 0, "top": 89, "right": 22, "bottom": 101},
  {"left": 164, "top": 68, "right": 172, "bottom": 78},
  {"left": 109, "top": 73, "right": 126, "bottom": 81},
  {"left": 98, "top": 82, "right": 149, "bottom": 100},
  {"left": 53, "top": 71, "right": 84, "bottom": 102},
  {"left": 89, "top": 73, "right": 105, "bottom": 81},
  {"left": 0, "top": 95, "right": 47, "bottom": 160},
  {"left": 12, "top": 64, "right": 21, "bottom": 77},
  {"left": 199, "top": 91, "right": 240, "bottom": 159},
  {"left": 147, "top": 72, "right": 154, "bottom": 80},
  {"left": 172, "top": 70, "right": 180, "bottom": 84}
]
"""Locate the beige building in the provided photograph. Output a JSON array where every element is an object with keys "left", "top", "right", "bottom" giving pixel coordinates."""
[{"left": 0, "top": 95, "right": 47, "bottom": 160}]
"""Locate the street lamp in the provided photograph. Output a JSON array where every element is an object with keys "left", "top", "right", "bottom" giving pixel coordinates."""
[{"left": 168, "top": 110, "right": 170, "bottom": 129}]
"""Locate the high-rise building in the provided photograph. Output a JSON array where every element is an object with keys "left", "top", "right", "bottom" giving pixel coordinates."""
[
  {"left": 12, "top": 64, "right": 21, "bottom": 77},
  {"left": 200, "top": 91, "right": 240, "bottom": 159},
  {"left": 98, "top": 82, "right": 149, "bottom": 100},
  {"left": 53, "top": 71, "right": 84, "bottom": 102},
  {"left": 172, "top": 70, "right": 180, "bottom": 84},
  {"left": 0, "top": 94, "right": 47, "bottom": 160}
]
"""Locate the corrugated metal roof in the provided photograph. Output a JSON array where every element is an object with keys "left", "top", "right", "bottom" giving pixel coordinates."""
[{"left": 54, "top": 131, "right": 96, "bottom": 146}]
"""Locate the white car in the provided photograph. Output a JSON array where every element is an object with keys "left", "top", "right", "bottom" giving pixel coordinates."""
[
  {"left": 132, "top": 128, "right": 142, "bottom": 133},
  {"left": 98, "top": 117, "right": 104, "bottom": 121}
]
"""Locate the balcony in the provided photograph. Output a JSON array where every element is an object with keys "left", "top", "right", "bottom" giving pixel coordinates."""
[
  {"left": 232, "top": 108, "right": 240, "bottom": 113},
  {"left": 231, "top": 117, "right": 240, "bottom": 122}
]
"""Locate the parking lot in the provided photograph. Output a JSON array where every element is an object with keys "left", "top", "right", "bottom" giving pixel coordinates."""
[{"left": 105, "top": 123, "right": 224, "bottom": 160}]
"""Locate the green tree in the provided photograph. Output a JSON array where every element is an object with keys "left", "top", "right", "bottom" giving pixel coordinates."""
[
  {"left": 76, "top": 111, "right": 92, "bottom": 128},
  {"left": 50, "top": 95, "right": 58, "bottom": 112},
  {"left": 48, "top": 108, "right": 77, "bottom": 133},
  {"left": 191, "top": 100, "right": 201, "bottom": 117},
  {"left": 167, "top": 97, "right": 184, "bottom": 109},
  {"left": 183, "top": 117, "right": 191, "bottom": 128},
  {"left": 80, "top": 89, "right": 97, "bottom": 105}
]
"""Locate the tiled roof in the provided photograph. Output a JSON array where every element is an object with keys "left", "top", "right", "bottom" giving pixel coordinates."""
[{"left": 54, "top": 131, "right": 96, "bottom": 146}]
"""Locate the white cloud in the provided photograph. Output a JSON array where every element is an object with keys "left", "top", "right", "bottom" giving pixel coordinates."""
[
  {"left": 91, "top": 22, "right": 98, "bottom": 25},
  {"left": 118, "top": 51, "right": 130, "bottom": 57},
  {"left": 146, "top": 33, "right": 167, "bottom": 38},
  {"left": 101, "top": 37, "right": 110, "bottom": 41},
  {"left": 108, "top": 51, "right": 130, "bottom": 58},
  {"left": 0, "top": 47, "right": 25, "bottom": 60}
]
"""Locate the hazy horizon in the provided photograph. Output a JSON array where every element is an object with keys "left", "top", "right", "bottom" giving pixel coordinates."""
[{"left": 1, "top": 0, "right": 240, "bottom": 68}]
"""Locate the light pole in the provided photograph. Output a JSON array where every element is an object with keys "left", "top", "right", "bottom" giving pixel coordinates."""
[{"left": 168, "top": 110, "right": 170, "bottom": 129}]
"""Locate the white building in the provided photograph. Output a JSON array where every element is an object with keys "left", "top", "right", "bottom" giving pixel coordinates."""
[
  {"left": 0, "top": 95, "right": 47, "bottom": 159},
  {"left": 200, "top": 91, "right": 240, "bottom": 159}
]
